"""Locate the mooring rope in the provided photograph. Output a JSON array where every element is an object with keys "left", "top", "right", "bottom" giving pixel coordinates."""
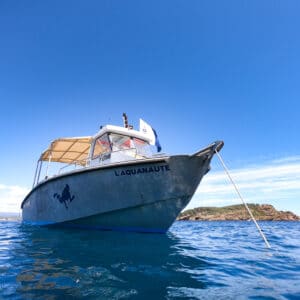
[{"left": 214, "top": 150, "right": 271, "bottom": 249}]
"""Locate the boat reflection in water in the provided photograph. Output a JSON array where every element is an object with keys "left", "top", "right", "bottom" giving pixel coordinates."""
[{"left": 9, "top": 222, "right": 208, "bottom": 299}]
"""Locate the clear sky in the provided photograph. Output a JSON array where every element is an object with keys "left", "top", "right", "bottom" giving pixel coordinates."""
[{"left": 0, "top": 1, "right": 300, "bottom": 214}]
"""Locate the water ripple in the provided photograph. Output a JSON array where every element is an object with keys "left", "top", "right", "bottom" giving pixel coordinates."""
[{"left": 0, "top": 220, "right": 300, "bottom": 299}]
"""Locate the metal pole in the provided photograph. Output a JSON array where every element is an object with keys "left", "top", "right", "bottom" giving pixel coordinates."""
[
  {"left": 32, "top": 160, "right": 40, "bottom": 188},
  {"left": 45, "top": 153, "right": 52, "bottom": 178},
  {"left": 36, "top": 160, "right": 42, "bottom": 185},
  {"left": 215, "top": 150, "right": 271, "bottom": 249}
]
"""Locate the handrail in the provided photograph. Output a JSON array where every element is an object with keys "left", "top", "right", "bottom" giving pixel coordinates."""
[
  {"left": 57, "top": 148, "right": 149, "bottom": 174},
  {"left": 32, "top": 147, "right": 152, "bottom": 187},
  {"left": 58, "top": 158, "right": 88, "bottom": 174}
]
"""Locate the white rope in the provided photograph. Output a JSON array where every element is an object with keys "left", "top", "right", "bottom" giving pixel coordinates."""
[{"left": 214, "top": 150, "right": 271, "bottom": 249}]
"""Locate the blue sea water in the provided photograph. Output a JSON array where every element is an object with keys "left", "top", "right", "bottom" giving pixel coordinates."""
[{"left": 0, "top": 221, "right": 300, "bottom": 299}]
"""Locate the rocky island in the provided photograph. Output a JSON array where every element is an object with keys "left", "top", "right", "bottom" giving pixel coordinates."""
[{"left": 178, "top": 204, "right": 300, "bottom": 221}]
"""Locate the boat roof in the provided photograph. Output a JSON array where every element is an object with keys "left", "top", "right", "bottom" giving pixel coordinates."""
[
  {"left": 40, "top": 136, "right": 92, "bottom": 165},
  {"left": 94, "top": 125, "right": 152, "bottom": 142},
  {"left": 40, "top": 125, "right": 152, "bottom": 164}
]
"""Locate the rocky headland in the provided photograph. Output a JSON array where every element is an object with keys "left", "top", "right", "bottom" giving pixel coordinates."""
[{"left": 178, "top": 204, "right": 300, "bottom": 221}]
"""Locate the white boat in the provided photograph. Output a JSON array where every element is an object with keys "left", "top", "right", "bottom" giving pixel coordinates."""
[{"left": 21, "top": 115, "right": 223, "bottom": 233}]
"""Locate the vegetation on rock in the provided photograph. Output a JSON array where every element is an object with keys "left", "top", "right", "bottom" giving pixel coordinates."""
[{"left": 178, "top": 204, "right": 300, "bottom": 221}]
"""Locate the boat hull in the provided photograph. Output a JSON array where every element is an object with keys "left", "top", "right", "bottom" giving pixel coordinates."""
[{"left": 22, "top": 154, "right": 213, "bottom": 233}]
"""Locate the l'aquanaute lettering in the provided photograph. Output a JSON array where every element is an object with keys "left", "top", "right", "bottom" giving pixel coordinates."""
[{"left": 114, "top": 165, "right": 170, "bottom": 176}]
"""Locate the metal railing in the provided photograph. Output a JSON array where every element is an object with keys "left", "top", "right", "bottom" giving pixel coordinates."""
[
  {"left": 58, "top": 148, "right": 149, "bottom": 174},
  {"left": 32, "top": 148, "right": 154, "bottom": 187}
]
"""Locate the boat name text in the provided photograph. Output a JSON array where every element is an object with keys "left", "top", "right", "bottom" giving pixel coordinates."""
[{"left": 115, "top": 165, "right": 170, "bottom": 176}]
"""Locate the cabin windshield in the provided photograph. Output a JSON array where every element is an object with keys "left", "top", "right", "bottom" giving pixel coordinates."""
[
  {"left": 90, "top": 132, "right": 152, "bottom": 166},
  {"left": 132, "top": 137, "right": 152, "bottom": 157},
  {"left": 110, "top": 134, "right": 133, "bottom": 151},
  {"left": 109, "top": 133, "right": 152, "bottom": 157},
  {"left": 92, "top": 134, "right": 111, "bottom": 159}
]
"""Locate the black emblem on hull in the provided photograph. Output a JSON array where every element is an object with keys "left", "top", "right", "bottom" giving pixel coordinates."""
[{"left": 53, "top": 184, "right": 75, "bottom": 209}]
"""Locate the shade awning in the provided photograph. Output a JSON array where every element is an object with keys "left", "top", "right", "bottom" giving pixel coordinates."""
[{"left": 40, "top": 136, "right": 93, "bottom": 165}]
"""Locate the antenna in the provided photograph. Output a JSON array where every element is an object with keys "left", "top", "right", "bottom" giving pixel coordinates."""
[
  {"left": 122, "top": 113, "right": 128, "bottom": 128},
  {"left": 122, "top": 113, "right": 133, "bottom": 129}
]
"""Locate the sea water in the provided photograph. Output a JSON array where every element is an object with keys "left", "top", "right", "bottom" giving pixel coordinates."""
[{"left": 0, "top": 221, "right": 300, "bottom": 299}]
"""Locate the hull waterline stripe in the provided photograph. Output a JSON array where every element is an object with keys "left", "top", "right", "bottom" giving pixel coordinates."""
[{"left": 22, "top": 221, "right": 167, "bottom": 233}]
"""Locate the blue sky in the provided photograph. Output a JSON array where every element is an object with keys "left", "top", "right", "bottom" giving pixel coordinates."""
[{"left": 0, "top": 1, "right": 300, "bottom": 214}]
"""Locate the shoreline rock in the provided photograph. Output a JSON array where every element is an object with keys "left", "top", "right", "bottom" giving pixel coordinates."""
[{"left": 177, "top": 204, "right": 300, "bottom": 221}]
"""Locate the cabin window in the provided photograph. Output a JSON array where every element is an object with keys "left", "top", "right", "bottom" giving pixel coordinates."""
[
  {"left": 133, "top": 138, "right": 152, "bottom": 157},
  {"left": 109, "top": 134, "right": 134, "bottom": 151},
  {"left": 93, "top": 134, "right": 111, "bottom": 158}
]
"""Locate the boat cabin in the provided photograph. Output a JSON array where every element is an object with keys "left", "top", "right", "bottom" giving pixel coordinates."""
[
  {"left": 32, "top": 124, "right": 156, "bottom": 187},
  {"left": 89, "top": 125, "right": 153, "bottom": 166}
]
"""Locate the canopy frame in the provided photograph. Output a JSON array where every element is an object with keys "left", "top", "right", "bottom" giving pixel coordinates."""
[
  {"left": 40, "top": 136, "right": 93, "bottom": 165},
  {"left": 32, "top": 136, "right": 92, "bottom": 187}
]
